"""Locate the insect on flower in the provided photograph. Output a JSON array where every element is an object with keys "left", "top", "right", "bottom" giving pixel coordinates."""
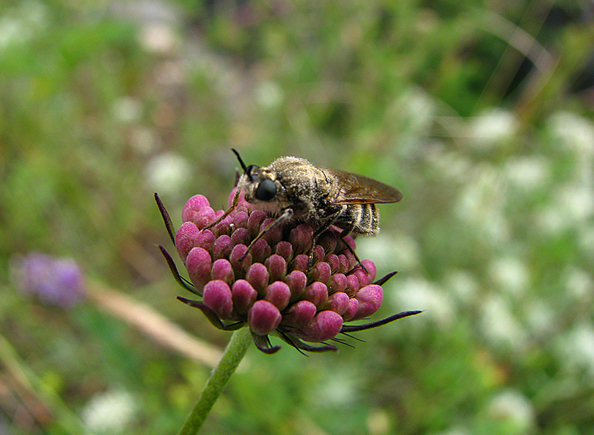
[
  {"left": 155, "top": 152, "right": 420, "bottom": 353},
  {"left": 207, "top": 149, "right": 403, "bottom": 271}
]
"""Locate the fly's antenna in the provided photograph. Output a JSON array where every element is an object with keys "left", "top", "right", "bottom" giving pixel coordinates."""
[{"left": 231, "top": 148, "right": 249, "bottom": 174}]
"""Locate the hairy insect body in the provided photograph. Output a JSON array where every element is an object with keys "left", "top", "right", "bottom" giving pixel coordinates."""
[
  {"left": 208, "top": 150, "right": 402, "bottom": 269},
  {"left": 239, "top": 156, "right": 390, "bottom": 236},
  {"left": 240, "top": 157, "right": 327, "bottom": 220},
  {"left": 334, "top": 203, "right": 379, "bottom": 235}
]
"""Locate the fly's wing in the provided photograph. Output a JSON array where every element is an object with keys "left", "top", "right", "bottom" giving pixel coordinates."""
[{"left": 325, "top": 169, "right": 403, "bottom": 204}]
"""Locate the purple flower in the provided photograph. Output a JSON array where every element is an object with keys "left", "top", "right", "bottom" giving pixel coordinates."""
[
  {"left": 12, "top": 252, "right": 86, "bottom": 308},
  {"left": 156, "top": 191, "right": 420, "bottom": 353}
]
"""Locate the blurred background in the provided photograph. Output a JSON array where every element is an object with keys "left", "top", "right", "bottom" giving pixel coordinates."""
[{"left": 1, "top": 0, "right": 594, "bottom": 434}]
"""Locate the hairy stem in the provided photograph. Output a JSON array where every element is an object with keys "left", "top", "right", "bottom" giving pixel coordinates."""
[{"left": 178, "top": 327, "right": 252, "bottom": 435}]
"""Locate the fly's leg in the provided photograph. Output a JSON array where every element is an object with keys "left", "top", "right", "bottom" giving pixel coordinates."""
[
  {"left": 203, "top": 179, "right": 243, "bottom": 231},
  {"left": 238, "top": 208, "right": 294, "bottom": 261}
]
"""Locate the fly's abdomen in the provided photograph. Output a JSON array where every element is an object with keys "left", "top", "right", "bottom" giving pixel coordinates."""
[{"left": 335, "top": 203, "right": 379, "bottom": 235}]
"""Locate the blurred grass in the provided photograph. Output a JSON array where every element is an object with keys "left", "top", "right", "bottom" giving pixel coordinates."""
[{"left": 1, "top": 0, "right": 594, "bottom": 434}]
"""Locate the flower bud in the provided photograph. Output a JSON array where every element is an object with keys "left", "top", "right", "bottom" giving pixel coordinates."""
[
  {"left": 175, "top": 222, "right": 201, "bottom": 261},
  {"left": 352, "top": 284, "right": 383, "bottom": 320},
  {"left": 265, "top": 281, "right": 291, "bottom": 310},
  {"left": 248, "top": 300, "right": 282, "bottom": 336},
  {"left": 203, "top": 280, "right": 233, "bottom": 319},
  {"left": 211, "top": 259, "right": 235, "bottom": 284},
  {"left": 296, "top": 310, "right": 343, "bottom": 342},
  {"left": 185, "top": 247, "right": 212, "bottom": 292},
  {"left": 232, "top": 280, "right": 258, "bottom": 314},
  {"left": 245, "top": 263, "right": 269, "bottom": 294},
  {"left": 181, "top": 195, "right": 211, "bottom": 223}
]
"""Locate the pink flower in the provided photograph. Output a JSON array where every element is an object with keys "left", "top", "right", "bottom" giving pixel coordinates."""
[{"left": 156, "top": 191, "right": 420, "bottom": 353}]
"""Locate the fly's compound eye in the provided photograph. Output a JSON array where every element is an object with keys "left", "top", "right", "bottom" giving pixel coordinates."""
[{"left": 255, "top": 179, "right": 277, "bottom": 201}]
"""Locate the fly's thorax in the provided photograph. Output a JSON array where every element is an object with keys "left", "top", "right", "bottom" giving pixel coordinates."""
[{"left": 242, "top": 156, "right": 333, "bottom": 218}]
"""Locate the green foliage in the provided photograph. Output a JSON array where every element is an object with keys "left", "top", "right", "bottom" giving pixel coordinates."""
[{"left": 1, "top": 0, "right": 594, "bottom": 433}]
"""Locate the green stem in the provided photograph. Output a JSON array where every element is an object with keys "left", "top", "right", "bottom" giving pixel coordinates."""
[{"left": 178, "top": 327, "right": 252, "bottom": 435}]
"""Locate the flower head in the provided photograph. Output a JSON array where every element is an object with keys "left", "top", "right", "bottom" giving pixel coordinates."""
[
  {"left": 156, "top": 190, "right": 419, "bottom": 353},
  {"left": 11, "top": 252, "right": 86, "bottom": 308}
]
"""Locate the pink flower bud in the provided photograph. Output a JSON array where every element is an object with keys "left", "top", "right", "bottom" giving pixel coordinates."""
[
  {"left": 203, "top": 280, "right": 233, "bottom": 319},
  {"left": 290, "top": 254, "right": 310, "bottom": 273},
  {"left": 296, "top": 310, "right": 343, "bottom": 342},
  {"left": 229, "top": 244, "right": 251, "bottom": 275},
  {"left": 249, "top": 238, "right": 271, "bottom": 264},
  {"left": 311, "top": 261, "right": 332, "bottom": 283},
  {"left": 260, "top": 218, "right": 283, "bottom": 245},
  {"left": 325, "top": 254, "right": 339, "bottom": 273},
  {"left": 345, "top": 274, "right": 360, "bottom": 297},
  {"left": 265, "top": 281, "right": 291, "bottom": 310},
  {"left": 190, "top": 207, "right": 216, "bottom": 229},
  {"left": 194, "top": 229, "right": 216, "bottom": 252},
  {"left": 289, "top": 224, "right": 314, "bottom": 254},
  {"left": 265, "top": 254, "right": 287, "bottom": 282},
  {"left": 337, "top": 255, "right": 349, "bottom": 274},
  {"left": 247, "top": 210, "right": 267, "bottom": 238},
  {"left": 181, "top": 195, "right": 211, "bottom": 222},
  {"left": 328, "top": 273, "right": 347, "bottom": 293},
  {"left": 232, "top": 280, "right": 258, "bottom": 314},
  {"left": 325, "top": 291, "right": 349, "bottom": 315},
  {"left": 175, "top": 222, "right": 201, "bottom": 261},
  {"left": 211, "top": 259, "right": 235, "bottom": 284},
  {"left": 343, "top": 298, "right": 359, "bottom": 321},
  {"left": 213, "top": 234, "right": 233, "bottom": 260},
  {"left": 318, "top": 231, "right": 338, "bottom": 254},
  {"left": 283, "top": 300, "right": 317, "bottom": 328},
  {"left": 274, "top": 241, "right": 293, "bottom": 260},
  {"left": 231, "top": 227, "right": 250, "bottom": 246},
  {"left": 233, "top": 211, "right": 249, "bottom": 229},
  {"left": 185, "top": 247, "right": 212, "bottom": 292},
  {"left": 245, "top": 263, "right": 269, "bottom": 294},
  {"left": 304, "top": 282, "right": 328, "bottom": 307},
  {"left": 352, "top": 284, "right": 383, "bottom": 320},
  {"left": 285, "top": 270, "right": 307, "bottom": 298},
  {"left": 248, "top": 300, "right": 282, "bottom": 336},
  {"left": 361, "top": 260, "right": 376, "bottom": 283}
]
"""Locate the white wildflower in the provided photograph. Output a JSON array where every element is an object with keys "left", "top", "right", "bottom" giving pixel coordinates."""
[
  {"left": 468, "top": 108, "right": 518, "bottom": 151},
  {"left": 489, "top": 256, "right": 529, "bottom": 297},
  {"left": 504, "top": 156, "right": 551, "bottom": 193},
  {"left": 525, "top": 299, "right": 555, "bottom": 336},
  {"left": 396, "top": 86, "right": 436, "bottom": 135},
  {"left": 555, "top": 322, "right": 594, "bottom": 379},
  {"left": 547, "top": 111, "right": 594, "bottom": 157},
  {"left": 536, "top": 184, "right": 594, "bottom": 235},
  {"left": 0, "top": 1, "right": 48, "bottom": 49},
  {"left": 145, "top": 152, "right": 191, "bottom": 196},
  {"left": 81, "top": 390, "right": 137, "bottom": 433},
  {"left": 255, "top": 81, "right": 284, "bottom": 109},
  {"left": 564, "top": 267, "right": 593, "bottom": 301},
  {"left": 487, "top": 390, "right": 535, "bottom": 433},
  {"left": 444, "top": 269, "right": 479, "bottom": 305},
  {"left": 480, "top": 295, "right": 526, "bottom": 352}
]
